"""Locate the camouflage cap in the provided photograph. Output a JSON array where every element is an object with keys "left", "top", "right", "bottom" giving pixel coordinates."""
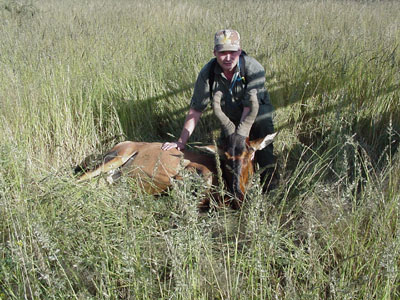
[{"left": 214, "top": 29, "right": 241, "bottom": 52}]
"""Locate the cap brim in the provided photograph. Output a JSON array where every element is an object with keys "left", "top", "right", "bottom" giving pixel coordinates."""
[{"left": 215, "top": 45, "right": 241, "bottom": 52}]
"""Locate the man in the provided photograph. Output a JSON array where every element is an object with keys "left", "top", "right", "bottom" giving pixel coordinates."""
[{"left": 162, "top": 29, "right": 278, "bottom": 191}]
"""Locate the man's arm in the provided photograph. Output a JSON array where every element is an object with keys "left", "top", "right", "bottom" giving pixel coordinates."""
[{"left": 161, "top": 108, "right": 202, "bottom": 151}]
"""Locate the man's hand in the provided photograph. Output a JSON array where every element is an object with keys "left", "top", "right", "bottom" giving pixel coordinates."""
[{"left": 161, "top": 141, "right": 185, "bottom": 151}]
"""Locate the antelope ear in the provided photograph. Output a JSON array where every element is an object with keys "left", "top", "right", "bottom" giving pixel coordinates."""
[
  {"left": 195, "top": 145, "right": 217, "bottom": 154},
  {"left": 249, "top": 132, "right": 278, "bottom": 151},
  {"left": 195, "top": 145, "right": 225, "bottom": 156}
]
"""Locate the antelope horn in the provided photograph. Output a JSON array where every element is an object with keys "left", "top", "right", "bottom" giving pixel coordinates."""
[{"left": 212, "top": 91, "right": 235, "bottom": 136}]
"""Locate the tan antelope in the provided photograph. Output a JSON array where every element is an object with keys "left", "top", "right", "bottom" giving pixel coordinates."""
[{"left": 75, "top": 132, "right": 276, "bottom": 210}]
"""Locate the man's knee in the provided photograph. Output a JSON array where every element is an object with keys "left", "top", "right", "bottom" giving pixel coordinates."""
[
  {"left": 255, "top": 145, "right": 275, "bottom": 168},
  {"left": 254, "top": 137, "right": 279, "bottom": 192}
]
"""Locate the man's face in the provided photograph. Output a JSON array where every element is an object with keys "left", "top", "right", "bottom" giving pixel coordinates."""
[{"left": 214, "top": 50, "right": 241, "bottom": 73}]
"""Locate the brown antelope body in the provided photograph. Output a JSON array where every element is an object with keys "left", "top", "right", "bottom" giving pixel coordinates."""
[{"left": 76, "top": 133, "right": 276, "bottom": 209}]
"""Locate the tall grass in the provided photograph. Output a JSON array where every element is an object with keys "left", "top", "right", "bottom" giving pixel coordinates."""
[{"left": 1, "top": 0, "right": 399, "bottom": 299}]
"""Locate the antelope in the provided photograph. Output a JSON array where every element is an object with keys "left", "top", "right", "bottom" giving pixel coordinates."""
[{"left": 75, "top": 132, "right": 276, "bottom": 210}]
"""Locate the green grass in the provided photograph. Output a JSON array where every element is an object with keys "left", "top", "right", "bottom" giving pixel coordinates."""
[{"left": 1, "top": 0, "right": 399, "bottom": 298}]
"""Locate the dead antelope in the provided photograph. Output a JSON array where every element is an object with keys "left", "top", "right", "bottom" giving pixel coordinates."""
[{"left": 75, "top": 132, "right": 276, "bottom": 210}]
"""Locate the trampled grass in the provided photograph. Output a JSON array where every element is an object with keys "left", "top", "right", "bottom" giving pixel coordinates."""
[{"left": 0, "top": 0, "right": 399, "bottom": 299}]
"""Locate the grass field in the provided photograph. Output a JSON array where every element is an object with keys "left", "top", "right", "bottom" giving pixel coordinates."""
[{"left": 1, "top": 0, "right": 399, "bottom": 299}]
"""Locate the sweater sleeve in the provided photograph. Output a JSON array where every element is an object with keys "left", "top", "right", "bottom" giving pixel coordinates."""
[{"left": 190, "top": 60, "right": 214, "bottom": 112}]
